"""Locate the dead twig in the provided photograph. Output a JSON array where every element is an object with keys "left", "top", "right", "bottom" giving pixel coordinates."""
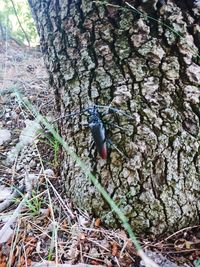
[
  {"left": 0, "top": 184, "right": 24, "bottom": 212},
  {"left": 154, "top": 225, "right": 200, "bottom": 246},
  {"left": 0, "top": 192, "right": 28, "bottom": 243},
  {"left": 0, "top": 171, "right": 37, "bottom": 243},
  {"left": 31, "top": 262, "right": 106, "bottom": 267}
]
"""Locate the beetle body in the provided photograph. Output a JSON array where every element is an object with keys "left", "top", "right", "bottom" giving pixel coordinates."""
[
  {"left": 59, "top": 104, "right": 132, "bottom": 159},
  {"left": 87, "top": 107, "right": 107, "bottom": 159}
]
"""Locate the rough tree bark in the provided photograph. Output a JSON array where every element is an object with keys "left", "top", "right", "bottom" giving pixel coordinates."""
[{"left": 28, "top": 0, "right": 200, "bottom": 235}]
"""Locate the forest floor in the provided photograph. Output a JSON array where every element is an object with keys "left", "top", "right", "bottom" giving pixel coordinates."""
[{"left": 0, "top": 40, "right": 199, "bottom": 267}]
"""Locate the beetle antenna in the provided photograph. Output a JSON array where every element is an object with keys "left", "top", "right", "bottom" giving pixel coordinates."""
[
  {"left": 105, "top": 121, "right": 129, "bottom": 132},
  {"left": 52, "top": 108, "right": 89, "bottom": 123},
  {"left": 94, "top": 104, "right": 134, "bottom": 120}
]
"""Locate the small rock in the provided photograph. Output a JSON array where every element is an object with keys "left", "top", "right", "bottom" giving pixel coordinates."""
[
  {"left": 0, "top": 129, "right": 11, "bottom": 145},
  {"left": 19, "top": 119, "right": 41, "bottom": 144},
  {"left": 10, "top": 93, "right": 16, "bottom": 98},
  {"left": 140, "top": 251, "right": 189, "bottom": 267},
  {"left": 30, "top": 160, "right": 37, "bottom": 168},
  {"left": 26, "top": 156, "right": 31, "bottom": 161},
  {"left": 0, "top": 185, "right": 12, "bottom": 201},
  {"left": 16, "top": 165, "right": 22, "bottom": 171},
  {"left": 6, "top": 121, "right": 12, "bottom": 126},
  {"left": 44, "top": 169, "right": 55, "bottom": 177},
  {"left": 88, "top": 247, "right": 99, "bottom": 258},
  {"left": 5, "top": 113, "right": 10, "bottom": 119},
  {"left": 11, "top": 111, "right": 18, "bottom": 120}
]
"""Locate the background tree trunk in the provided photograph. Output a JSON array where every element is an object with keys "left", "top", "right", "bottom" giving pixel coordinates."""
[{"left": 28, "top": 0, "right": 200, "bottom": 235}]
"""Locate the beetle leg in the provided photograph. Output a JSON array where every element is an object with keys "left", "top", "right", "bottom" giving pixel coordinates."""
[
  {"left": 104, "top": 121, "right": 129, "bottom": 132},
  {"left": 107, "top": 139, "right": 128, "bottom": 159}
]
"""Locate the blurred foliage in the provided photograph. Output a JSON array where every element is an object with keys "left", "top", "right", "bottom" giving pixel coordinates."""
[{"left": 0, "top": 0, "right": 38, "bottom": 46}]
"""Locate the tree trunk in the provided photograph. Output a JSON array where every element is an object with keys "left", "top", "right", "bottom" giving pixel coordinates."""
[{"left": 28, "top": 0, "right": 200, "bottom": 235}]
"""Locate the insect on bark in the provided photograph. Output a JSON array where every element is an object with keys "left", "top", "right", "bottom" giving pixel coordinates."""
[
  {"left": 55, "top": 104, "right": 133, "bottom": 159},
  {"left": 87, "top": 106, "right": 107, "bottom": 159}
]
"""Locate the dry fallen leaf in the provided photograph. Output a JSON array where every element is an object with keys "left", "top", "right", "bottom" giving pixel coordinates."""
[
  {"left": 95, "top": 218, "right": 101, "bottom": 227},
  {"left": 111, "top": 241, "right": 119, "bottom": 256}
]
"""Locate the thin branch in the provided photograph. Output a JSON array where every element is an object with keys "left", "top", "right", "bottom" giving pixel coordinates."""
[
  {"left": 0, "top": 192, "right": 28, "bottom": 243},
  {"left": 0, "top": 184, "right": 24, "bottom": 212},
  {"left": 9, "top": 0, "right": 30, "bottom": 46},
  {"left": 32, "top": 262, "right": 106, "bottom": 267}
]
